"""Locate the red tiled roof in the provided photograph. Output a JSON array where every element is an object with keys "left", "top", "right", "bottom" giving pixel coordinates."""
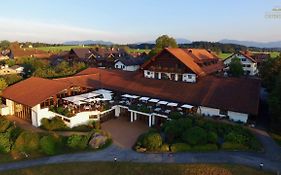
[
  {"left": 76, "top": 68, "right": 260, "bottom": 115},
  {"left": 1, "top": 77, "right": 72, "bottom": 107}
]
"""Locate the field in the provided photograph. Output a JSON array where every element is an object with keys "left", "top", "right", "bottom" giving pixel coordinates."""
[
  {"left": 218, "top": 51, "right": 280, "bottom": 59},
  {"left": 218, "top": 53, "right": 232, "bottom": 59},
  {"left": 127, "top": 48, "right": 151, "bottom": 54},
  {"left": 0, "top": 162, "right": 273, "bottom": 175},
  {"left": 32, "top": 45, "right": 92, "bottom": 53}
]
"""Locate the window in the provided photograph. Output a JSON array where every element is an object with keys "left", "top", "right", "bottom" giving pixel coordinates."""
[
  {"left": 188, "top": 75, "right": 193, "bottom": 79},
  {"left": 241, "top": 58, "right": 247, "bottom": 62},
  {"left": 146, "top": 71, "right": 150, "bottom": 75},
  {"left": 247, "top": 64, "right": 251, "bottom": 68}
]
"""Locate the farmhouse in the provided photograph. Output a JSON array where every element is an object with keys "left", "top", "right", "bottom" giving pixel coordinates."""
[
  {"left": 1, "top": 66, "right": 260, "bottom": 128},
  {"left": 114, "top": 57, "right": 146, "bottom": 71},
  {"left": 141, "top": 48, "right": 224, "bottom": 83},
  {"left": 223, "top": 51, "right": 258, "bottom": 76}
]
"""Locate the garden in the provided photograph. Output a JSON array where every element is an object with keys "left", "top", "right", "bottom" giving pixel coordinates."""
[
  {"left": 0, "top": 117, "right": 111, "bottom": 162},
  {"left": 134, "top": 115, "right": 262, "bottom": 152}
]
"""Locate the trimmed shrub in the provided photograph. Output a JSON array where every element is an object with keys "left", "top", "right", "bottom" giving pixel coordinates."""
[
  {"left": 159, "top": 144, "right": 170, "bottom": 152},
  {"left": 222, "top": 142, "right": 248, "bottom": 150},
  {"left": 13, "top": 131, "right": 40, "bottom": 152},
  {"left": 169, "top": 112, "right": 183, "bottom": 120},
  {"left": 191, "top": 144, "right": 218, "bottom": 152},
  {"left": 171, "top": 143, "right": 191, "bottom": 152},
  {"left": 40, "top": 117, "right": 68, "bottom": 131},
  {"left": 182, "top": 126, "right": 207, "bottom": 145},
  {"left": 67, "top": 134, "right": 90, "bottom": 150},
  {"left": 0, "top": 133, "right": 12, "bottom": 153},
  {"left": 142, "top": 132, "right": 162, "bottom": 151},
  {"left": 40, "top": 135, "right": 61, "bottom": 155},
  {"left": 0, "top": 119, "right": 11, "bottom": 132},
  {"left": 207, "top": 132, "right": 218, "bottom": 144}
]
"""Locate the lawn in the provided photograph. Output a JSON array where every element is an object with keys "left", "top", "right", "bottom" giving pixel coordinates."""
[
  {"left": 32, "top": 45, "right": 92, "bottom": 53},
  {"left": 252, "top": 51, "right": 280, "bottom": 58},
  {"left": 218, "top": 53, "right": 232, "bottom": 59},
  {"left": 0, "top": 162, "right": 274, "bottom": 175}
]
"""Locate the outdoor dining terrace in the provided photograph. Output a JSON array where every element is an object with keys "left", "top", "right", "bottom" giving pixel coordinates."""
[
  {"left": 117, "top": 94, "right": 197, "bottom": 118},
  {"left": 48, "top": 89, "right": 115, "bottom": 118}
]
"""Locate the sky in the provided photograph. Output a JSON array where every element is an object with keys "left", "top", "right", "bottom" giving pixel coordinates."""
[{"left": 0, "top": 0, "right": 280, "bottom": 44}]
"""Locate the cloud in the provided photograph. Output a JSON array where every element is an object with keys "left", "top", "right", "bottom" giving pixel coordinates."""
[{"left": 0, "top": 18, "right": 115, "bottom": 43}]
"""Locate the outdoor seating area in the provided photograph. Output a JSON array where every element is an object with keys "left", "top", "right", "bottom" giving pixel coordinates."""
[
  {"left": 50, "top": 89, "right": 114, "bottom": 117},
  {"left": 116, "top": 93, "right": 196, "bottom": 117}
]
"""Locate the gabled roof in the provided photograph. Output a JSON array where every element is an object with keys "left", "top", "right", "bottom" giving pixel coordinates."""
[
  {"left": 1, "top": 77, "right": 72, "bottom": 107},
  {"left": 75, "top": 68, "right": 261, "bottom": 115},
  {"left": 71, "top": 48, "right": 92, "bottom": 59},
  {"left": 142, "top": 48, "right": 206, "bottom": 76},
  {"left": 183, "top": 49, "right": 219, "bottom": 62},
  {"left": 116, "top": 57, "right": 146, "bottom": 66},
  {"left": 225, "top": 51, "right": 257, "bottom": 63}
]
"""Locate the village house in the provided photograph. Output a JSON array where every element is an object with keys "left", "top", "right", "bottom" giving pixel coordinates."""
[
  {"left": 141, "top": 48, "right": 224, "bottom": 83},
  {"left": 223, "top": 51, "right": 258, "bottom": 76},
  {"left": 0, "top": 65, "right": 24, "bottom": 75},
  {"left": 114, "top": 57, "right": 146, "bottom": 71}
]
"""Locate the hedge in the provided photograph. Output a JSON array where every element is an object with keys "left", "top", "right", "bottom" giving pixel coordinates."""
[
  {"left": 0, "top": 119, "right": 11, "bottom": 132},
  {"left": 222, "top": 142, "right": 248, "bottom": 151},
  {"left": 171, "top": 143, "right": 191, "bottom": 152},
  {"left": 67, "top": 134, "right": 91, "bottom": 150},
  {"left": 13, "top": 131, "right": 40, "bottom": 153},
  {"left": 142, "top": 132, "right": 162, "bottom": 151},
  {"left": 0, "top": 133, "right": 12, "bottom": 153},
  {"left": 39, "top": 135, "right": 63, "bottom": 155},
  {"left": 190, "top": 144, "right": 218, "bottom": 152},
  {"left": 41, "top": 117, "right": 68, "bottom": 131}
]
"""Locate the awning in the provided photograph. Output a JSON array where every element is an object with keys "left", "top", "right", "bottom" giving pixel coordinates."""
[
  {"left": 139, "top": 97, "right": 150, "bottom": 101},
  {"left": 63, "top": 96, "right": 86, "bottom": 103},
  {"left": 149, "top": 99, "right": 160, "bottom": 103},
  {"left": 167, "top": 102, "right": 178, "bottom": 107},
  {"left": 93, "top": 89, "right": 113, "bottom": 100},
  {"left": 79, "top": 92, "right": 101, "bottom": 99},
  {"left": 158, "top": 101, "right": 169, "bottom": 105},
  {"left": 121, "top": 94, "right": 139, "bottom": 99},
  {"left": 181, "top": 104, "right": 194, "bottom": 109}
]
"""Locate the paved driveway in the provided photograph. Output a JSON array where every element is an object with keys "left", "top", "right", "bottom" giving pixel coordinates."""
[{"left": 101, "top": 117, "right": 149, "bottom": 148}]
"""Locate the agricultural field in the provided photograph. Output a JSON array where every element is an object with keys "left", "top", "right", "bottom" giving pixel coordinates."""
[
  {"left": 31, "top": 45, "right": 92, "bottom": 53},
  {"left": 218, "top": 53, "right": 232, "bottom": 59}
]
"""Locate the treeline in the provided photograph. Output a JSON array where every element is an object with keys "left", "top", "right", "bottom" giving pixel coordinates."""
[
  {"left": 259, "top": 56, "right": 281, "bottom": 134},
  {"left": 128, "top": 42, "right": 281, "bottom": 53}
]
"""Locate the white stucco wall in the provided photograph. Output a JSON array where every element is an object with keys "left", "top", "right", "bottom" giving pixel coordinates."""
[
  {"left": 182, "top": 73, "right": 196, "bottom": 83},
  {"left": 223, "top": 54, "right": 258, "bottom": 75},
  {"left": 0, "top": 105, "right": 10, "bottom": 116},
  {"left": 228, "top": 111, "right": 248, "bottom": 123},
  {"left": 144, "top": 70, "right": 155, "bottom": 78},
  {"left": 6, "top": 99, "right": 14, "bottom": 115},
  {"left": 115, "top": 61, "right": 140, "bottom": 71},
  {"left": 198, "top": 106, "right": 220, "bottom": 116}
]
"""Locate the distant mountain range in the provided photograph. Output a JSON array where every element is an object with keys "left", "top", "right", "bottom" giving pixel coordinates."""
[
  {"left": 219, "top": 39, "right": 281, "bottom": 48},
  {"left": 63, "top": 40, "right": 114, "bottom": 46}
]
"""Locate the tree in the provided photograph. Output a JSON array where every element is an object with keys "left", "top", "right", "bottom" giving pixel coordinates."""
[
  {"left": 0, "top": 40, "right": 10, "bottom": 49},
  {"left": 260, "top": 57, "right": 281, "bottom": 91},
  {"left": 150, "top": 35, "right": 178, "bottom": 56},
  {"left": 228, "top": 58, "right": 244, "bottom": 77},
  {"left": 0, "top": 78, "right": 8, "bottom": 92},
  {"left": 268, "top": 72, "right": 281, "bottom": 134}
]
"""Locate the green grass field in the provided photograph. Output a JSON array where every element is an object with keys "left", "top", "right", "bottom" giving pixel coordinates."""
[
  {"left": 0, "top": 162, "right": 273, "bottom": 175},
  {"left": 218, "top": 53, "right": 232, "bottom": 59},
  {"left": 32, "top": 45, "right": 92, "bottom": 53}
]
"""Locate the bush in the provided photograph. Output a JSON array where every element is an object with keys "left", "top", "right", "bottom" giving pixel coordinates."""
[
  {"left": 40, "top": 135, "right": 56, "bottom": 155},
  {"left": 207, "top": 132, "right": 218, "bottom": 144},
  {"left": 0, "top": 133, "right": 12, "bottom": 153},
  {"left": 0, "top": 119, "right": 11, "bottom": 132},
  {"left": 159, "top": 144, "right": 170, "bottom": 152},
  {"left": 13, "top": 131, "right": 40, "bottom": 153},
  {"left": 190, "top": 144, "right": 218, "bottom": 152},
  {"left": 40, "top": 117, "right": 68, "bottom": 131},
  {"left": 182, "top": 126, "right": 207, "bottom": 145},
  {"left": 142, "top": 132, "right": 162, "bottom": 151},
  {"left": 171, "top": 143, "right": 191, "bottom": 152},
  {"left": 67, "top": 134, "right": 90, "bottom": 150},
  {"left": 169, "top": 112, "right": 183, "bottom": 120},
  {"left": 88, "top": 121, "right": 101, "bottom": 130},
  {"left": 222, "top": 142, "right": 248, "bottom": 150}
]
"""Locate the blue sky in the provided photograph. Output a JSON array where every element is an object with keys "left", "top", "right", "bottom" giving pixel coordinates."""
[{"left": 0, "top": 0, "right": 280, "bottom": 43}]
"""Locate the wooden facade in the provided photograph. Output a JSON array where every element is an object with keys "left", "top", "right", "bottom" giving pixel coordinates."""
[{"left": 14, "top": 102, "right": 32, "bottom": 123}]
